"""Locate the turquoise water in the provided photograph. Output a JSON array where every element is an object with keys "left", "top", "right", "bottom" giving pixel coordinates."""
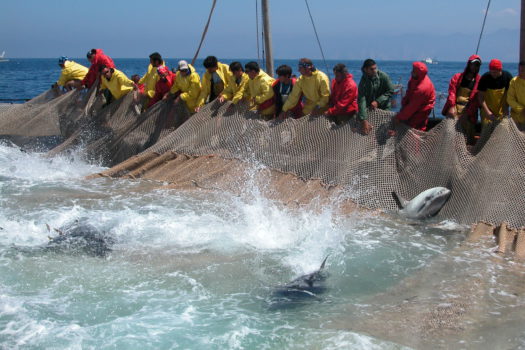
[
  {"left": 0, "top": 143, "right": 472, "bottom": 349},
  {"left": 1, "top": 59, "right": 525, "bottom": 348}
]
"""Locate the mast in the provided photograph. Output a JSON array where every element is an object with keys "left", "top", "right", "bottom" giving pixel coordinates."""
[
  {"left": 521, "top": 0, "right": 525, "bottom": 61},
  {"left": 262, "top": 0, "right": 274, "bottom": 76}
]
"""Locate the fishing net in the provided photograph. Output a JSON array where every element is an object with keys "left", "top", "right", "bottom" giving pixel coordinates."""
[
  {"left": 1, "top": 91, "right": 525, "bottom": 228},
  {"left": 0, "top": 87, "right": 95, "bottom": 149}
]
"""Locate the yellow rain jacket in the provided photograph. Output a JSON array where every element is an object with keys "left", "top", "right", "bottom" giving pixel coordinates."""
[
  {"left": 244, "top": 70, "right": 276, "bottom": 116},
  {"left": 57, "top": 61, "right": 89, "bottom": 86},
  {"left": 100, "top": 69, "right": 134, "bottom": 100},
  {"left": 222, "top": 73, "right": 249, "bottom": 104},
  {"left": 170, "top": 64, "right": 202, "bottom": 113},
  {"left": 507, "top": 76, "right": 525, "bottom": 124},
  {"left": 139, "top": 61, "right": 164, "bottom": 99},
  {"left": 198, "top": 62, "right": 232, "bottom": 106},
  {"left": 282, "top": 70, "right": 330, "bottom": 115}
]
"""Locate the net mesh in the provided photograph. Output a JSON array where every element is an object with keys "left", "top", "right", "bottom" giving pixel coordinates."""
[{"left": 1, "top": 90, "right": 525, "bottom": 227}]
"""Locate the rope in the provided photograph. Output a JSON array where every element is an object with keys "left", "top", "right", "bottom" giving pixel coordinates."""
[
  {"left": 255, "top": 0, "right": 261, "bottom": 66},
  {"left": 191, "top": 0, "right": 217, "bottom": 66},
  {"left": 476, "top": 0, "right": 492, "bottom": 55},
  {"left": 304, "top": 0, "right": 331, "bottom": 81},
  {"left": 261, "top": 25, "right": 266, "bottom": 70}
]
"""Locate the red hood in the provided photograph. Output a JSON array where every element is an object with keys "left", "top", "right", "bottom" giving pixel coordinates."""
[
  {"left": 157, "top": 65, "right": 170, "bottom": 75},
  {"left": 92, "top": 49, "right": 105, "bottom": 65},
  {"left": 336, "top": 73, "right": 354, "bottom": 85},
  {"left": 412, "top": 62, "right": 428, "bottom": 80}
]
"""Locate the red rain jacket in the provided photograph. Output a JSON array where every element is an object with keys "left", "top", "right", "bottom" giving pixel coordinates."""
[
  {"left": 327, "top": 73, "right": 358, "bottom": 116},
  {"left": 82, "top": 49, "right": 116, "bottom": 88},
  {"left": 441, "top": 54, "right": 481, "bottom": 123},
  {"left": 148, "top": 70, "right": 175, "bottom": 108},
  {"left": 395, "top": 62, "right": 435, "bottom": 130}
]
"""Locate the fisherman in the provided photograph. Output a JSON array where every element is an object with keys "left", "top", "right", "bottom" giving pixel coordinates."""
[
  {"left": 442, "top": 55, "right": 482, "bottom": 144},
  {"left": 243, "top": 61, "right": 276, "bottom": 120},
  {"left": 507, "top": 61, "right": 525, "bottom": 131},
  {"left": 357, "top": 59, "right": 394, "bottom": 135},
  {"left": 147, "top": 65, "right": 175, "bottom": 108},
  {"left": 280, "top": 58, "right": 330, "bottom": 118},
  {"left": 80, "top": 49, "right": 115, "bottom": 89},
  {"left": 196, "top": 56, "right": 232, "bottom": 110},
  {"left": 218, "top": 61, "right": 249, "bottom": 104},
  {"left": 477, "top": 59, "right": 512, "bottom": 130},
  {"left": 324, "top": 63, "right": 358, "bottom": 125},
  {"left": 272, "top": 64, "right": 302, "bottom": 118},
  {"left": 169, "top": 60, "right": 202, "bottom": 114},
  {"left": 99, "top": 65, "right": 134, "bottom": 103},
  {"left": 138, "top": 52, "right": 165, "bottom": 103},
  {"left": 52, "top": 56, "right": 88, "bottom": 94},
  {"left": 388, "top": 62, "right": 435, "bottom": 135}
]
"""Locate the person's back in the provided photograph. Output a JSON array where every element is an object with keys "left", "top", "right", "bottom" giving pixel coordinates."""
[
  {"left": 53, "top": 56, "right": 88, "bottom": 94},
  {"left": 81, "top": 49, "right": 115, "bottom": 89},
  {"left": 57, "top": 59, "right": 88, "bottom": 86}
]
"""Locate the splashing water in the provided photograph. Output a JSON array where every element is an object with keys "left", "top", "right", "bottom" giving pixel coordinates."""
[{"left": 2, "top": 142, "right": 524, "bottom": 349}]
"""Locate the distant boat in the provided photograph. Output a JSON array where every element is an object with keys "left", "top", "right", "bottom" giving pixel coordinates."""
[
  {"left": 0, "top": 51, "right": 9, "bottom": 62},
  {"left": 421, "top": 57, "right": 438, "bottom": 65}
]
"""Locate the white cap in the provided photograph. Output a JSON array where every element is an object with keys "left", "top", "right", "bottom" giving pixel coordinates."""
[{"left": 178, "top": 60, "right": 189, "bottom": 70}]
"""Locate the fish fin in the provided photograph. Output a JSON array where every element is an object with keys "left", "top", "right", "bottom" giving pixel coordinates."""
[
  {"left": 46, "top": 224, "right": 51, "bottom": 232},
  {"left": 319, "top": 255, "right": 329, "bottom": 270},
  {"left": 54, "top": 228, "right": 65, "bottom": 236},
  {"left": 392, "top": 191, "right": 408, "bottom": 209}
]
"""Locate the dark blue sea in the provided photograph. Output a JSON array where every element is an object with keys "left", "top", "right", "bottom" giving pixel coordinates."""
[{"left": 0, "top": 58, "right": 519, "bottom": 113}]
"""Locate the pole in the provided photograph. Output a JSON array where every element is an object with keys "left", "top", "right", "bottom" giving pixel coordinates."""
[
  {"left": 475, "top": 0, "right": 491, "bottom": 55},
  {"left": 262, "top": 0, "right": 274, "bottom": 76},
  {"left": 192, "top": 0, "right": 217, "bottom": 66},
  {"left": 521, "top": 0, "right": 525, "bottom": 62}
]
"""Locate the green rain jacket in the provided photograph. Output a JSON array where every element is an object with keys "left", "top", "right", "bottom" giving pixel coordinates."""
[{"left": 357, "top": 70, "right": 394, "bottom": 120}]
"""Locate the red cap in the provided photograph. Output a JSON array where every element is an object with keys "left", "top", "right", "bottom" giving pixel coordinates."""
[
  {"left": 489, "top": 59, "right": 502, "bottom": 71},
  {"left": 468, "top": 54, "right": 482, "bottom": 64}
]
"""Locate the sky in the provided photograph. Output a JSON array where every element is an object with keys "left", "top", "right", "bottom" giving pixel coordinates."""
[{"left": 0, "top": 0, "right": 520, "bottom": 61}]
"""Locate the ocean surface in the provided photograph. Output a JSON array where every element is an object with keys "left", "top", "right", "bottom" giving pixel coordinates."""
[{"left": 0, "top": 59, "right": 524, "bottom": 349}]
